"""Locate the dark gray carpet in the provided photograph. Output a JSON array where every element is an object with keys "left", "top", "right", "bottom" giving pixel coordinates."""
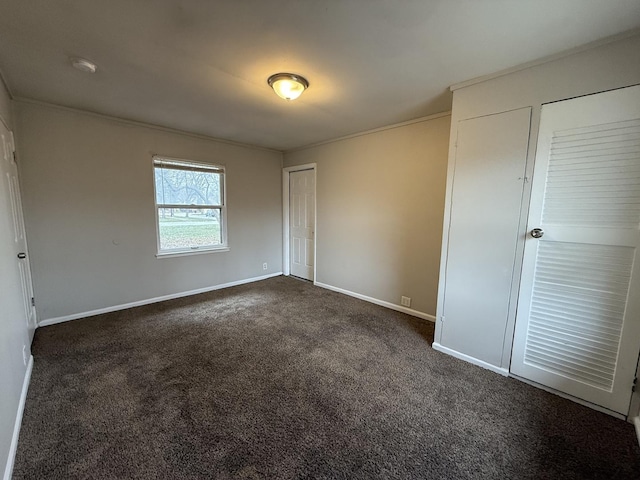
[{"left": 13, "top": 276, "right": 640, "bottom": 479}]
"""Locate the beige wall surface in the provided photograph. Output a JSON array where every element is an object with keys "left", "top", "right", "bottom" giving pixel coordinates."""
[
  {"left": 0, "top": 78, "right": 11, "bottom": 128},
  {"left": 283, "top": 115, "right": 450, "bottom": 317},
  {"left": 14, "top": 101, "right": 283, "bottom": 321}
]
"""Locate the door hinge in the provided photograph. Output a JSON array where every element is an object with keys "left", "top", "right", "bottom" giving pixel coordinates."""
[
  {"left": 633, "top": 377, "right": 638, "bottom": 392},
  {"left": 31, "top": 297, "right": 35, "bottom": 307},
  {"left": 440, "top": 315, "right": 445, "bottom": 323},
  {"left": 12, "top": 151, "right": 16, "bottom": 162}
]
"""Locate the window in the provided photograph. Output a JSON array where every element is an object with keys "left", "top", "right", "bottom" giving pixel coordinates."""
[{"left": 153, "top": 156, "right": 227, "bottom": 256}]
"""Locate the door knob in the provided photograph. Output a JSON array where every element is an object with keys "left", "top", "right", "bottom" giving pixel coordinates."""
[
  {"left": 530, "top": 228, "right": 544, "bottom": 239},
  {"left": 17, "top": 252, "right": 26, "bottom": 259}
]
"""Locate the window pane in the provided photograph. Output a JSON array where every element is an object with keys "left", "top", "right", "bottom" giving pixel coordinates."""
[
  {"left": 155, "top": 167, "right": 165, "bottom": 204},
  {"left": 158, "top": 208, "right": 222, "bottom": 250},
  {"left": 155, "top": 167, "right": 222, "bottom": 206}
]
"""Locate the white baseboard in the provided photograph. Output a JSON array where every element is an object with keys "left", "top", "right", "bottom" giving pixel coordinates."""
[
  {"left": 313, "top": 281, "right": 436, "bottom": 322},
  {"left": 3, "top": 355, "right": 33, "bottom": 480},
  {"left": 633, "top": 416, "right": 640, "bottom": 446},
  {"left": 432, "top": 342, "right": 509, "bottom": 377},
  {"left": 38, "top": 272, "right": 283, "bottom": 327}
]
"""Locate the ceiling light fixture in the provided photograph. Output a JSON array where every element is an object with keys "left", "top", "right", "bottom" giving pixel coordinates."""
[
  {"left": 71, "top": 57, "right": 97, "bottom": 73},
  {"left": 267, "top": 73, "right": 309, "bottom": 101}
]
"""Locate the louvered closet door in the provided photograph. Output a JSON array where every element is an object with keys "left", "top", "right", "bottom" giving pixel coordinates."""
[{"left": 511, "top": 85, "right": 640, "bottom": 415}]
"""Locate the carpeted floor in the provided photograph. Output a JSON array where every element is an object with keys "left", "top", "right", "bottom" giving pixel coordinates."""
[{"left": 13, "top": 276, "right": 640, "bottom": 479}]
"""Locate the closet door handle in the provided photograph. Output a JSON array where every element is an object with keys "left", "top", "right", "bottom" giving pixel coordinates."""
[
  {"left": 530, "top": 228, "right": 544, "bottom": 239},
  {"left": 17, "top": 252, "right": 26, "bottom": 259}
]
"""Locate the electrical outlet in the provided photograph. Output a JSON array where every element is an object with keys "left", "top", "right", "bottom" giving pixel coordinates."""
[
  {"left": 263, "top": 262, "right": 268, "bottom": 270},
  {"left": 401, "top": 296, "right": 411, "bottom": 307}
]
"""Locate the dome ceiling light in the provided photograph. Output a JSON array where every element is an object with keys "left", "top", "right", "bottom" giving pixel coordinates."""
[
  {"left": 70, "top": 57, "right": 97, "bottom": 73},
  {"left": 267, "top": 73, "right": 309, "bottom": 101}
]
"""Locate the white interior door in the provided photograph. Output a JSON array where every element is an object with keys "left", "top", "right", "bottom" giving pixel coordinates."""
[
  {"left": 511, "top": 85, "right": 640, "bottom": 415},
  {"left": 289, "top": 169, "right": 315, "bottom": 281},
  {"left": 1, "top": 120, "right": 36, "bottom": 339}
]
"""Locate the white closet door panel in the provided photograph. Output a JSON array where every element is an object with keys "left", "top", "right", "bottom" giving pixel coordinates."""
[
  {"left": 511, "top": 85, "right": 640, "bottom": 415},
  {"left": 440, "top": 108, "right": 531, "bottom": 367}
]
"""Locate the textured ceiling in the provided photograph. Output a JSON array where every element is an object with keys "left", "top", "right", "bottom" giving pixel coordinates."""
[{"left": 1, "top": 1, "right": 639, "bottom": 151}]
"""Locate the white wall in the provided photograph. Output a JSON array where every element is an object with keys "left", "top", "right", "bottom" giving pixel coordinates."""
[
  {"left": 0, "top": 80, "right": 31, "bottom": 479},
  {"left": 283, "top": 114, "right": 450, "bottom": 318},
  {"left": 435, "top": 33, "right": 640, "bottom": 371},
  {"left": 14, "top": 101, "right": 283, "bottom": 322}
]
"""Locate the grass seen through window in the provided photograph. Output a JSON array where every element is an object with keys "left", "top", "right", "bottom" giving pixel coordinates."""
[{"left": 158, "top": 210, "right": 221, "bottom": 250}]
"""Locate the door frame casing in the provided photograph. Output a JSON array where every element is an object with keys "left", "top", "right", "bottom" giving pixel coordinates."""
[{"left": 282, "top": 163, "right": 317, "bottom": 282}]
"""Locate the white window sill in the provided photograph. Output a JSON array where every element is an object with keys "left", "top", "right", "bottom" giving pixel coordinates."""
[{"left": 156, "top": 247, "right": 230, "bottom": 259}]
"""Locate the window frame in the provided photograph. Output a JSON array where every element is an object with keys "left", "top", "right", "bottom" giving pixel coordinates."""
[{"left": 152, "top": 155, "right": 229, "bottom": 258}]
